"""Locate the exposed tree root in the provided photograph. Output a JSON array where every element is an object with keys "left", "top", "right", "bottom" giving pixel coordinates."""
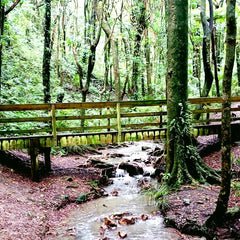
[{"left": 62, "top": 145, "right": 101, "bottom": 156}]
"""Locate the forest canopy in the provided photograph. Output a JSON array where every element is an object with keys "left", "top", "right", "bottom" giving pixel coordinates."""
[{"left": 0, "top": 0, "right": 239, "bottom": 104}]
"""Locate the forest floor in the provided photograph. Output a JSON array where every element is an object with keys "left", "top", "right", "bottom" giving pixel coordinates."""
[
  {"left": 0, "top": 139, "right": 239, "bottom": 240},
  {"left": 163, "top": 136, "right": 240, "bottom": 239}
]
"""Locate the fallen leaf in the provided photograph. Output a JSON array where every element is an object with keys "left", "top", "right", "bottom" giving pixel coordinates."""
[
  {"left": 141, "top": 214, "right": 148, "bottom": 221},
  {"left": 104, "top": 217, "right": 117, "bottom": 228},
  {"left": 118, "top": 217, "right": 135, "bottom": 225},
  {"left": 111, "top": 190, "right": 119, "bottom": 196},
  {"left": 117, "top": 231, "right": 127, "bottom": 239}
]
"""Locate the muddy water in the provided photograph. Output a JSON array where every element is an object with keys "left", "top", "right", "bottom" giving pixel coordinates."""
[{"left": 50, "top": 141, "right": 182, "bottom": 240}]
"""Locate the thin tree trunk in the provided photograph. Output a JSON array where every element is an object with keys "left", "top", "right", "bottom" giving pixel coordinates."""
[
  {"left": 94, "top": 0, "right": 121, "bottom": 101},
  {"left": 42, "top": 0, "right": 52, "bottom": 103},
  {"left": 56, "top": 0, "right": 61, "bottom": 83},
  {"left": 61, "top": 0, "right": 66, "bottom": 56},
  {"left": 212, "top": 26, "right": 220, "bottom": 96},
  {"left": 0, "top": 3, "right": 4, "bottom": 97},
  {"left": 236, "top": 44, "right": 240, "bottom": 87},
  {"left": 206, "top": 0, "right": 236, "bottom": 227},
  {"left": 200, "top": 0, "right": 214, "bottom": 97},
  {"left": 144, "top": 29, "right": 152, "bottom": 95}
]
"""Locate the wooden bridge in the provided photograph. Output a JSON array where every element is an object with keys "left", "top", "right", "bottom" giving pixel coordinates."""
[{"left": 0, "top": 96, "right": 240, "bottom": 180}]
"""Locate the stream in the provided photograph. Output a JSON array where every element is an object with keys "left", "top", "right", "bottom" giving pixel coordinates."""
[{"left": 50, "top": 141, "right": 184, "bottom": 240}]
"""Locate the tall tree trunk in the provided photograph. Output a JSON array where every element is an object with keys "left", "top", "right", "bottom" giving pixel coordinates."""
[
  {"left": 42, "top": 0, "right": 52, "bottom": 103},
  {"left": 61, "top": 0, "right": 66, "bottom": 56},
  {"left": 166, "top": 0, "right": 219, "bottom": 187},
  {"left": 131, "top": 0, "right": 146, "bottom": 100},
  {"left": 205, "top": 0, "right": 236, "bottom": 227},
  {"left": 56, "top": 0, "right": 61, "bottom": 84},
  {"left": 200, "top": 0, "right": 214, "bottom": 98},
  {"left": 166, "top": 0, "right": 189, "bottom": 174}
]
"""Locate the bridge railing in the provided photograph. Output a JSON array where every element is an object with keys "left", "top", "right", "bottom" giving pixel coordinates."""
[{"left": 0, "top": 96, "right": 240, "bottom": 148}]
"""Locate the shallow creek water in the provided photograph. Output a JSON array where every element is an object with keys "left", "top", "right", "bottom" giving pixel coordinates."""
[{"left": 50, "top": 141, "right": 183, "bottom": 240}]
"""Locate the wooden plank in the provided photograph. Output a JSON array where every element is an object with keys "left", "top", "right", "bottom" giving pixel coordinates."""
[
  {"left": 0, "top": 128, "right": 52, "bottom": 135},
  {"left": 121, "top": 122, "right": 165, "bottom": 129},
  {"left": 0, "top": 117, "right": 51, "bottom": 123},
  {"left": 121, "top": 112, "right": 166, "bottom": 118},
  {"left": 56, "top": 114, "right": 117, "bottom": 121},
  {"left": 0, "top": 104, "right": 51, "bottom": 111}
]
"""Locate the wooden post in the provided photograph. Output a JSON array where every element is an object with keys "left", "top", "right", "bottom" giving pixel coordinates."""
[
  {"left": 44, "top": 147, "right": 51, "bottom": 172},
  {"left": 107, "top": 107, "right": 110, "bottom": 131},
  {"left": 116, "top": 102, "right": 121, "bottom": 144},
  {"left": 29, "top": 139, "right": 40, "bottom": 181},
  {"left": 51, "top": 104, "right": 57, "bottom": 147},
  {"left": 159, "top": 105, "right": 163, "bottom": 128}
]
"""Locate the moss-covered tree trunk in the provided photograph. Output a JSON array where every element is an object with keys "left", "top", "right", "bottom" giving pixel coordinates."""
[
  {"left": 166, "top": 0, "right": 189, "bottom": 174},
  {"left": 42, "top": 0, "right": 51, "bottom": 103},
  {"left": 166, "top": 0, "right": 219, "bottom": 187},
  {"left": 205, "top": 0, "right": 236, "bottom": 227},
  {"left": 131, "top": 0, "right": 146, "bottom": 100}
]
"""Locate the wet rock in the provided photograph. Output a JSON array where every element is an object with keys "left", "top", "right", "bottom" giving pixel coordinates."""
[
  {"left": 118, "top": 162, "right": 143, "bottom": 176},
  {"left": 109, "top": 212, "right": 132, "bottom": 220},
  {"left": 108, "top": 153, "right": 128, "bottom": 158},
  {"left": 88, "top": 159, "right": 115, "bottom": 178},
  {"left": 133, "top": 158, "right": 142, "bottom": 163},
  {"left": 143, "top": 172, "right": 150, "bottom": 177},
  {"left": 142, "top": 146, "right": 151, "bottom": 151},
  {"left": 149, "top": 146, "right": 165, "bottom": 156},
  {"left": 98, "top": 175, "right": 111, "bottom": 186},
  {"left": 150, "top": 167, "right": 165, "bottom": 179},
  {"left": 154, "top": 154, "right": 166, "bottom": 167}
]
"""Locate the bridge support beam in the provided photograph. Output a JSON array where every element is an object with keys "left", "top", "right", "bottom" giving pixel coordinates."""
[
  {"left": 29, "top": 139, "right": 40, "bottom": 182},
  {"left": 43, "top": 147, "right": 51, "bottom": 172}
]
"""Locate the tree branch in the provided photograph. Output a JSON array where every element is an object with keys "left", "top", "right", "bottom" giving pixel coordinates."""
[{"left": 4, "top": 0, "right": 21, "bottom": 16}]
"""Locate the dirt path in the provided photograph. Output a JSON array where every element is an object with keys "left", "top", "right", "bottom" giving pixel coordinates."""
[{"left": 0, "top": 153, "right": 103, "bottom": 240}]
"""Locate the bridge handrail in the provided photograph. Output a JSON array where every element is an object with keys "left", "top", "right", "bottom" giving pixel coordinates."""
[{"left": 0, "top": 96, "right": 240, "bottom": 143}]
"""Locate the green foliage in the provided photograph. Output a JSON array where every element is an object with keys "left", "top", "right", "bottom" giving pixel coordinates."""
[
  {"left": 144, "top": 182, "right": 171, "bottom": 213},
  {"left": 76, "top": 193, "right": 90, "bottom": 204},
  {"left": 231, "top": 181, "right": 240, "bottom": 196},
  {"left": 170, "top": 103, "right": 191, "bottom": 137},
  {"left": 0, "top": 0, "right": 238, "bottom": 105},
  {"left": 87, "top": 180, "right": 99, "bottom": 188},
  {"left": 51, "top": 147, "right": 67, "bottom": 156}
]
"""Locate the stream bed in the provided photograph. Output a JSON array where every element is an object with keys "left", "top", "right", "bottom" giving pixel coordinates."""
[{"left": 49, "top": 141, "right": 186, "bottom": 240}]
